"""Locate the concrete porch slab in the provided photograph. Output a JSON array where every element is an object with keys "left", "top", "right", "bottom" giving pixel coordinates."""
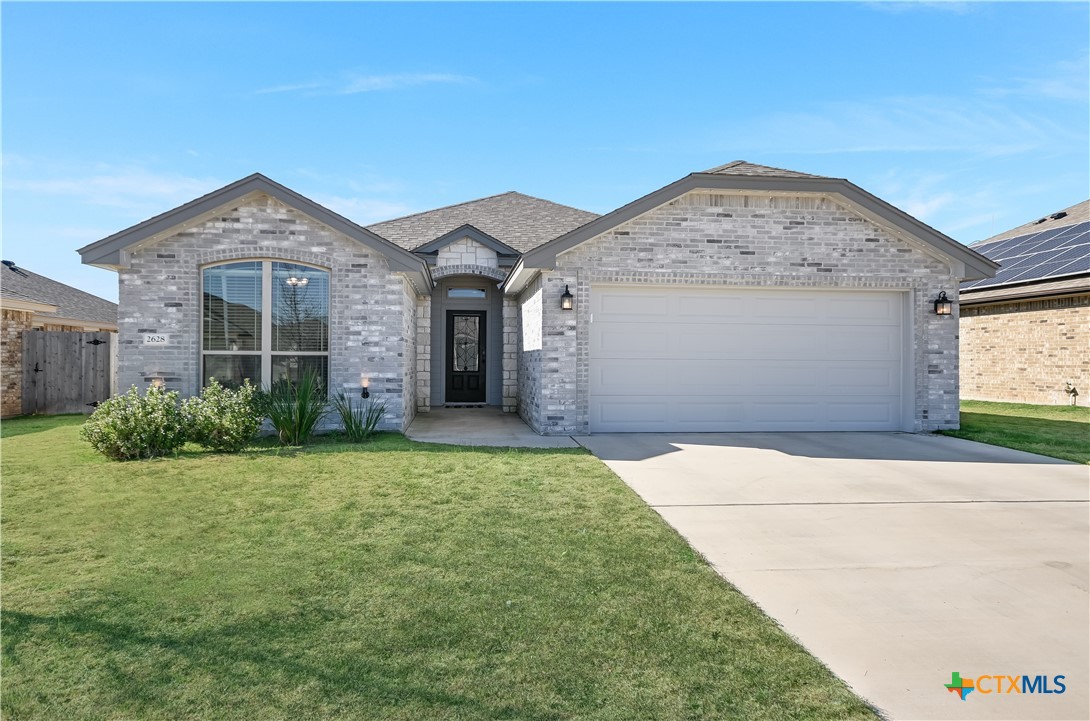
[{"left": 406, "top": 407, "right": 579, "bottom": 448}]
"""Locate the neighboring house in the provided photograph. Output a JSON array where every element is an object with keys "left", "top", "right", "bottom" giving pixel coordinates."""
[
  {"left": 1, "top": 261, "right": 119, "bottom": 417},
  {"left": 959, "top": 200, "right": 1089, "bottom": 405},
  {"left": 77, "top": 161, "right": 997, "bottom": 434}
]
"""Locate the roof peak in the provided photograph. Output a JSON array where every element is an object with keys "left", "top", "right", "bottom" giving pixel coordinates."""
[{"left": 701, "top": 160, "right": 827, "bottom": 179}]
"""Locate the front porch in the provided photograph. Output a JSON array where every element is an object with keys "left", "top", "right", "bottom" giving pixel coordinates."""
[
  {"left": 405, "top": 406, "right": 578, "bottom": 448},
  {"left": 415, "top": 268, "right": 518, "bottom": 414}
]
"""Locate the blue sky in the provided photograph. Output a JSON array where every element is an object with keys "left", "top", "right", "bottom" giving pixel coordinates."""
[{"left": 3, "top": 1, "right": 1088, "bottom": 302}]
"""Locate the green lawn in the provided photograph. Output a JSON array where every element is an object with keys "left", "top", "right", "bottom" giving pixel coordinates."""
[
  {"left": 940, "top": 400, "right": 1090, "bottom": 464},
  {"left": 1, "top": 415, "right": 874, "bottom": 721}
]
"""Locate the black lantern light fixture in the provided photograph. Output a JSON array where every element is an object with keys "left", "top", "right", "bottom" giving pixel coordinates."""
[
  {"left": 933, "top": 291, "right": 953, "bottom": 316},
  {"left": 360, "top": 375, "right": 370, "bottom": 399},
  {"left": 560, "top": 285, "right": 574, "bottom": 311}
]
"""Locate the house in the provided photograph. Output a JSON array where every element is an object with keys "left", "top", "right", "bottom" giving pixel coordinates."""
[
  {"left": 959, "top": 200, "right": 1089, "bottom": 405},
  {"left": 1, "top": 261, "right": 119, "bottom": 417},
  {"left": 77, "top": 161, "right": 997, "bottom": 434}
]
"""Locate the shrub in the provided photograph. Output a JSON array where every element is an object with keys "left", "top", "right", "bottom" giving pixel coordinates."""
[
  {"left": 265, "top": 369, "right": 328, "bottom": 445},
  {"left": 332, "top": 392, "right": 387, "bottom": 442},
  {"left": 80, "top": 385, "right": 188, "bottom": 460},
  {"left": 183, "top": 379, "right": 263, "bottom": 452}
]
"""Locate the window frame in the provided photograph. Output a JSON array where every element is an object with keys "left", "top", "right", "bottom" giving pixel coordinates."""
[{"left": 200, "top": 259, "right": 330, "bottom": 389}]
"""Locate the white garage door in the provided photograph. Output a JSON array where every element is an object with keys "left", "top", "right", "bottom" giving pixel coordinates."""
[{"left": 589, "top": 286, "right": 908, "bottom": 432}]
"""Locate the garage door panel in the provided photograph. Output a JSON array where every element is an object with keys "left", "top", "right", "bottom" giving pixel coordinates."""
[
  {"left": 589, "top": 286, "right": 907, "bottom": 432},
  {"left": 827, "top": 401, "right": 898, "bottom": 424},
  {"left": 675, "top": 294, "right": 748, "bottom": 321},
  {"left": 825, "top": 327, "right": 899, "bottom": 358},
  {"left": 826, "top": 295, "right": 900, "bottom": 322},
  {"left": 748, "top": 296, "right": 821, "bottom": 322},
  {"left": 598, "top": 292, "right": 671, "bottom": 319}
]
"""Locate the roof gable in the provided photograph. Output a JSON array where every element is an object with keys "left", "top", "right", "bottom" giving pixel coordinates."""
[
  {"left": 367, "top": 191, "right": 598, "bottom": 253},
  {"left": 77, "top": 173, "right": 432, "bottom": 291},
  {"left": 507, "top": 164, "right": 999, "bottom": 293},
  {"left": 703, "top": 160, "right": 827, "bottom": 179},
  {"left": 412, "top": 224, "right": 520, "bottom": 256}
]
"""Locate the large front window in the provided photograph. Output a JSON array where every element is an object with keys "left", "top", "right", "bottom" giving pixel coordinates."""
[{"left": 202, "top": 261, "right": 329, "bottom": 390}]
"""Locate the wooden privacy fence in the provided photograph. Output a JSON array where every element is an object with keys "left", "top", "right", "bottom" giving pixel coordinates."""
[{"left": 22, "top": 331, "right": 114, "bottom": 415}]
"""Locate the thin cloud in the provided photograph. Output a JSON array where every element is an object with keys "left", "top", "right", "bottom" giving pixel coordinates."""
[
  {"left": 864, "top": 2, "right": 972, "bottom": 14},
  {"left": 315, "top": 195, "right": 415, "bottom": 225},
  {"left": 256, "top": 72, "right": 477, "bottom": 96},
  {"left": 981, "top": 54, "right": 1090, "bottom": 103},
  {"left": 6, "top": 166, "right": 220, "bottom": 211},
  {"left": 717, "top": 95, "right": 1082, "bottom": 157}
]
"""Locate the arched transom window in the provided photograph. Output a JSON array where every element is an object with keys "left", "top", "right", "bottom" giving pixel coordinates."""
[{"left": 201, "top": 261, "right": 330, "bottom": 389}]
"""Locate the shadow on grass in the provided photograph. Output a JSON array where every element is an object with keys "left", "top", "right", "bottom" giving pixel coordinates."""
[
  {"left": 176, "top": 432, "right": 591, "bottom": 461},
  {"left": 2, "top": 608, "right": 561, "bottom": 720},
  {"left": 0, "top": 414, "right": 86, "bottom": 439}
]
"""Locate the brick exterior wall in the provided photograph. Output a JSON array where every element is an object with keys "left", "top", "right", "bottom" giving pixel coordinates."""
[
  {"left": 502, "top": 296, "right": 518, "bottom": 412},
  {"left": 960, "top": 294, "right": 1089, "bottom": 405},
  {"left": 516, "top": 275, "right": 543, "bottom": 424},
  {"left": 520, "top": 191, "right": 962, "bottom": 434},
  {"left": 1, "top": 309, "right": 34, "bottom": 418},
  {"left": 415, "top": 295, "right": 431, "bottom": 412},
  {"left": 116, "top": 194, "right": 419, "bottom": 431}
]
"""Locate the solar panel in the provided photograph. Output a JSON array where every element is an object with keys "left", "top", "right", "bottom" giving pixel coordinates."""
[{"left": 962, "top": 221, "right": 1090, "bottom": 290}]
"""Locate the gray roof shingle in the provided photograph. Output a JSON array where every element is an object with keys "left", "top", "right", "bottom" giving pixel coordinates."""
[
  {"left": 1, "top": 261, "right": 118, "bottom": 326},
  {"left": 970, "top": 199, "right": 1089, "bottom": 247},
  {"left": 702, "top": 160, "right": 828, "bottom": 179},
  {"left": 367, "top": 191, "right": 599, "bottom": 253}
]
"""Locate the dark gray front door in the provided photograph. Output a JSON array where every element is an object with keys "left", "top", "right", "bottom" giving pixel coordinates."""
[{"left": 446, "top": 311, "right": 486, "bottom": 403}]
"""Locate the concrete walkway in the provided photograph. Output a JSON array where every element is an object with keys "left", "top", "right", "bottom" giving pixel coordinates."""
[
  {"left": 576, "top": 432, "right": 1089, "bottom": 721},
  {"left": 406, "top": 407, "right": 579, "bottom": 448}
]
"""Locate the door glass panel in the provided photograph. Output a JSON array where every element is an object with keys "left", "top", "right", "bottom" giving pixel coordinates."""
[{"left": 452, "top": 315, "right": 479, "bottom": 372}]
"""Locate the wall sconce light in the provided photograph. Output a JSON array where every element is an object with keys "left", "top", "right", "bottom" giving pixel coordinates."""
[
  {"left": 361, "top": 376, "right": 370, "bottom": 399},
  {"left": 560, "top": 284, "right": 574, "bottom": 311},
  {"left": 933, "top": 291, "right": 953, "bottom": 316}
]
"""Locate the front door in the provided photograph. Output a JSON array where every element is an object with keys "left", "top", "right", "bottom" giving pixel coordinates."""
[{"left": 446, "top": 310, "right": 486, "bottom": 403}]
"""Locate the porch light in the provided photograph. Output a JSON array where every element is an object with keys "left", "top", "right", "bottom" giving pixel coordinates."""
[
  {"left": 361, "top": 376, "right": 370, "bottom": 399},
  {"left": 933, "top": 291, "right": 953, "bottom": 316},
  {"left": 560, "top": 285, "right": 574, "bottom": 311}
]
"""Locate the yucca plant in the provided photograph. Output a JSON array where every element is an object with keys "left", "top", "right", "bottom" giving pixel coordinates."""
[
  {"left": 332, "top": 392, "right": 387, "bottom": 442},
  {"left": 265, "top": 368, "right": 328, "bottom": 445}
]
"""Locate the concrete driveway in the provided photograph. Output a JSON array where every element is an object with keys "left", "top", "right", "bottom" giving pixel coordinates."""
[{"left": 576, "top": 432, "right": 1089, "bottom": 721}]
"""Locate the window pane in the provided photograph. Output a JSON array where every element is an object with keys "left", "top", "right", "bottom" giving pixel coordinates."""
[
  {"left": 203, "top": 262, "right": 262, "bottom": 351},
  {"left": 447, "top": 288, "right": 486, "bottom": 299},
  {"left": 271, "top": 355, "right": 329, "bottom": 393},
  {"left": 272, "top": 263, "right": 329, "bottom": 352},
  {"left": 203, "top": 355, "right": 261, "bottom": 389}
]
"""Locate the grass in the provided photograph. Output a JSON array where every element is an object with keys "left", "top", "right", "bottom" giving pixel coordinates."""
[
  {"left": 1, "top": 415, "right": 875, "bottom": 721},
  {"left": 940, "top": 400, "right": 1090, "bottom": 464}
]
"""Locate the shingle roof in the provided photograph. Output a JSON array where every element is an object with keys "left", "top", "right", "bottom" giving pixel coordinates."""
[
  {"left": 1, "top": 261, "right": 118, "bottom": 326},
  {"left": 970, "top": 199, "right": 1089, "bottom": 247},
  {"left": 702, "top": 160, "right": 828, "bottom": 179},
  {"left": 367, "top": 191, "right": 599, "bottom": 253},
  {"left": 961, "top": 200, "right": 1089, "bottom": 293}
]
